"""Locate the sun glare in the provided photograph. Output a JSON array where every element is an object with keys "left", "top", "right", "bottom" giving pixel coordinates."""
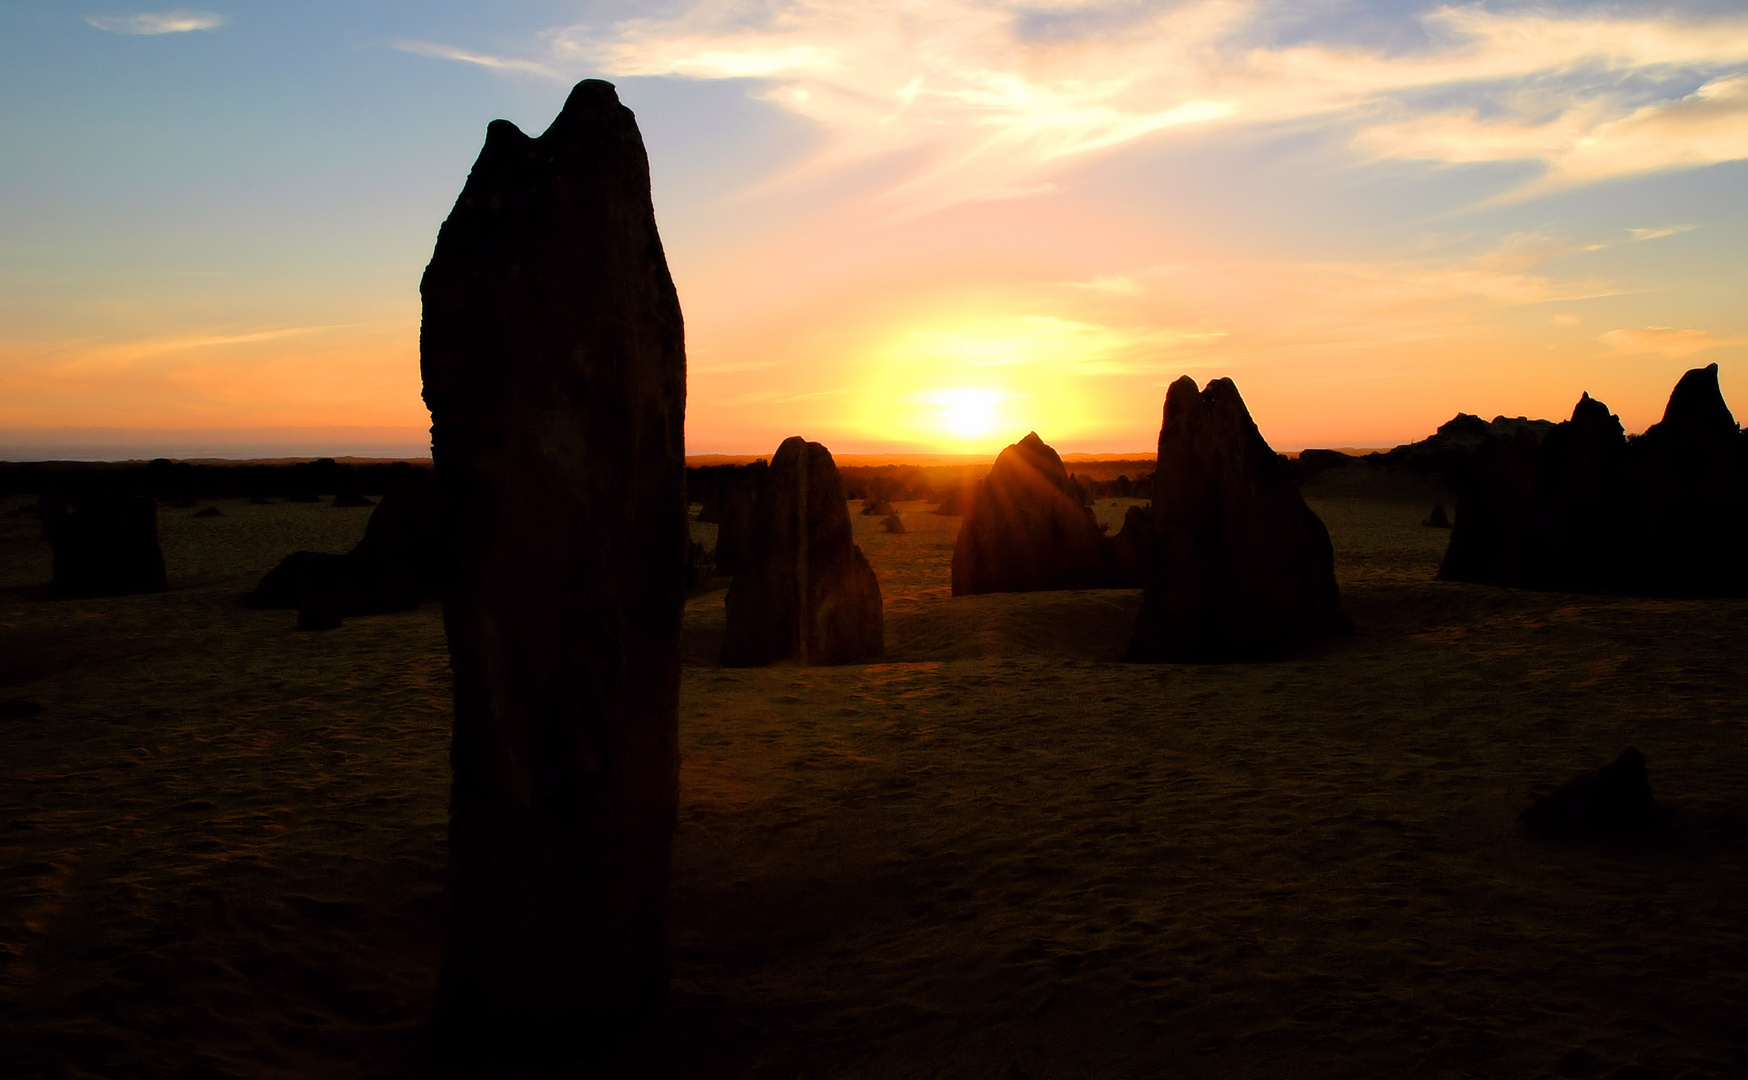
[
  {"left": 935, "top": 388, "right": 999, "bottom": 439},
  {"left": 842, "top": 314, "right": 1112, "bottom": 451}
]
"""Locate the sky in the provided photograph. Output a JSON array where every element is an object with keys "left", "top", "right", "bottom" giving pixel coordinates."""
[{"left": 3, "top": 0, "right": 1748, "bottom": 459}]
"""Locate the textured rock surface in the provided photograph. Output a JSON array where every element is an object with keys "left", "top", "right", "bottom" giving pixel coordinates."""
[
  {"left": 1440, "top": 366, "right": 1746, "bottom": 595},
  {"left": 951, "top": 432, "right": 1109, "bottom": 595},
  {"left": 1130, "top": 377, "right": 1347, "bottom": 661},
  {"left": 43, "top": 493, "right": 168, "bottom": 597},
  {"left": 1519, "top": 747, "right": 1658, "bottom": 835},
  {"left": 419, "top": 80, "right": 686, "bottom": 1057},
  {"left": 723, "top": 437, "right": 883, "bottom": 666}
]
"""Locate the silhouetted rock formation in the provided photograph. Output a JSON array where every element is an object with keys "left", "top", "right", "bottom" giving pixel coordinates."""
[
  {"left": 419, "top": 80, "right": 686, "bottom": 1060},
  {"left": 1423, "top": 504, "right": 1449, "bottom": 528},
  {"left": 42, "top": 493, "right": 168, "bottom": 597},
  {"left": 685, "top": 539, "right": 714, "bottom": 592},
  {"left": 951, "top": 432, "right": 1109, "bottom": 595},
  {"left": 861, "top": 497, "right": 894, "bottom": 517},
  {"left": 1107, "top": 504, "right": 1153, "bottom": 587},
  {"left": 1519, "top": 747, "right": 1658, "bottom": 835},
  {"left": 700, "top": 466, "right": 763, "bottom": 576},
  {"left": 882, "top": 512, "right": 906, "bottom": 534},
  {"left": 253, "top": 486, "right": 447, "bottom": 617},
  {"left": 1384, "top": 412, "right": 1557, "bottom": 476},
  {"left": 933, "top": 486, "right": 970, "bottom": 515},
  {"left": 332, "top": 491, "right": 375, "bottom": 508},
  {"left": 1129, "top": 377, "right": 1348, "bottom": 661},
  {"left": 1637, "top": 365, "right": 1745, "bottom": 594},
  {"left": 1293, "top": 448, "right": 1354, "bottom": 482},
  {"left": 723, "top": 437, "right": 883, "bottom": 666},
  {"left": 1440, "top": 366, "right": 1747, "bottom": 595}
]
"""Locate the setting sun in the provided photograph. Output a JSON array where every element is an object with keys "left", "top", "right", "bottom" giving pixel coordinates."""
[{"left": 933, "top": 388, "right": 1000, "bottom": 439}]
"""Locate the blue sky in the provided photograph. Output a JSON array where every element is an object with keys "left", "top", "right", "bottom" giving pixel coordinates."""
[{"left": 3, "top": 1, "right": 1747, "bottom": 457}]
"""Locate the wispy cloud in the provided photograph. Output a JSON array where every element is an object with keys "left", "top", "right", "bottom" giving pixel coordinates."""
[
  {"left": 1627, "top": 224, "right": 1697, "bottom": 243},
  {"left": 1362, "top": 74, "right": 1748, "bottom": 201},
  {"left": 473, "top": 1, "right": 1748, "bottom": 214},
  {"left": 1598, "top": 326, "right": 1746, "bottom": 360},
  {"left": 85, "top": 10, "right": 223, "bottom": 34},
  {"left": 394, "top": 40, "right": 558, "bottom": 78}
]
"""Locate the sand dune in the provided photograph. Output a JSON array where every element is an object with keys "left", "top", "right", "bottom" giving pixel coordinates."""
[{"left": 3, "top": 467, "right": 1746, "bottom": 1077}]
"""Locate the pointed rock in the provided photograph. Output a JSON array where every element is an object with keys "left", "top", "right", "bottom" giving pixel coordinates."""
[
  {"left": 1129, "top": 377, "right": 1347, "bottom": 660},
  {"left": 420, "top": 80, "right": 686, "bottom": 1059},
  {"left": 1638, "top": 363, "right": 1745, "bottom": 591},
  {"left": 951, "top": 432, "right": 1109, "bottom": 594},
  {"left": 723, "top": 437, "right": 883, "bottom": 666}
]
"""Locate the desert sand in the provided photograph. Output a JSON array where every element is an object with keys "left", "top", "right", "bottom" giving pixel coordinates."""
[{"left": 2, "top": 464, "right": 1746, "bottom": 1078}]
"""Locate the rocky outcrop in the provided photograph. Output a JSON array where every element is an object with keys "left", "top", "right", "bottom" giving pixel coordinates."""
[
  {"left": 722, "top": 437, "right": 883, "bottom": 666},
  {"left": 1519, "top": 747, "right": 1658, "bottom": 835},
  {"left": 1637, "top": 365, "right": 1745, "bottom": 594},
  {"left": 1440, "top": 366, "right": 1746, "bottom": 595},
  {"left": 1129, "top": 376, "right": 1347, "bottom": 661},
  {"left": 1107, "top": 504, "right": 1152, "bottom": 588},
  {"left": 1435, "top": 426, "right": 1544, "bottom": 586},
  {"left": 419, "top": 80, "right": 686, "bottom": 1060},
  {"left": 1382, "top": 412, "right": 1557, "bottom": 476},
  {"left": 253, "top": 485, "right": 447, "bottom": 623},
  {"left": 42, "top": 493, "right": 168, "bottom": 597},
  {"left": 698, "top": 465, "right": 763, "bottom": 576},
  {"left": 951, "top": 432, "right": 1109, "bottom": 595}
]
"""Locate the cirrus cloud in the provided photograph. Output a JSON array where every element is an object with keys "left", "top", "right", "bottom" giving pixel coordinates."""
[
  {"left": 1598, "top": 326, "right": 1746, "bottom": 360},
  {"left": 85, "top": 10, "right": 223, "bottom": 34},
  {"left": 405, "top": 2, "right": 1748, "bottom": 215}
]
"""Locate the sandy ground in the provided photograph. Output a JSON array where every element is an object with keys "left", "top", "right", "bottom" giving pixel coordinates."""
[{"left": 2, "top": 465, "right": 1745, "bottom": 1079}]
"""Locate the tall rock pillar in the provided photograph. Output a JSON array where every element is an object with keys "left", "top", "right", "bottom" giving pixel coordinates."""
[
  {"left": 420, "top": 80, "right": 686, "bottom": 1057},
  {"left": 1129, "top": 376, "right": 1347, "bottom": 661}
]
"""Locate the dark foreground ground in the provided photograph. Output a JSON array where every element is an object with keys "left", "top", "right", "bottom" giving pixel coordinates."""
[{"left": 1, "top": 464, "right": 1745, "bottom": 1078}]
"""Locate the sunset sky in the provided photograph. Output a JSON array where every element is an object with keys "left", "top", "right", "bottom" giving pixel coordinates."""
[{"left": 3, "top": 1, "right": 1747, "bottom": 458}]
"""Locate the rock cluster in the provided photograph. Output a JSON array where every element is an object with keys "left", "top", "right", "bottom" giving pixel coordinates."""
[
  {"left": 950, "top": 432, "right": 1109, "bottom": 594},
  {"left": 1129, "top": 376, "right": 1348, "bottom": 661},
  {"left": 723, "top": 436, "right": 883, "bottom": 666},
  {"left": 1440, "top": 364, "right": 1748, "bottom": 594},
  {"left": 419, "top": 80, "right": 686, "bottom": 1059}
]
